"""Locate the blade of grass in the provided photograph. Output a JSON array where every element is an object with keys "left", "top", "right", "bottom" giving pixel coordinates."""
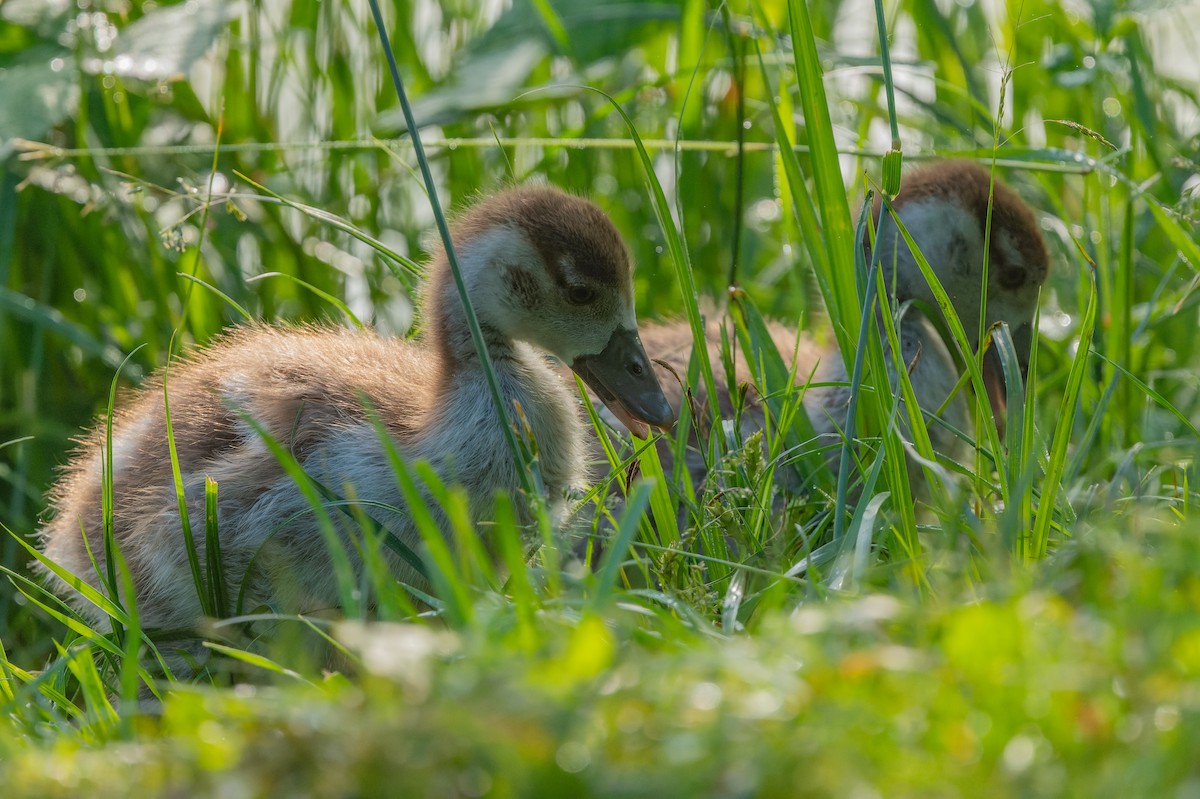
[
  {"left": 879, "top": 298, "right": 951, "bottom": 507},
  {"left": 992, "top": 321, "right": 1036, "bottom": 554},
  {"left": 233, "top": 171, "right": 424, "bottom": 281},
  {"left": 245, "top": 272, "right": 364, "bottom": 329},
  {"left": 0, "top": 286, "right": 126, "bottom": 368},
  {"left": 114, "top": 539, "right": 143, "bottom": 726},
  {"left": 579, "top": 86, "right": 721, "bottom": 427},
  {"left": 175, "top": 272, "right": 253, "bottom": 320},
  {"left": 234, "top": 411, "right": 361, "bottom": 617},
  {"left": 365, "top": 411, "right": 472, "bottom": 627},
  {"left": 2, "top": 565, "right": 168, "bottom": 692},
  {"left": 365, "top": 0, "right": 536, "bottom": 509},
  {"left": 879, "top": 196, "right": 1009, "bottom": 503},
  {"left": 591, "top": 481, "right": 651, "bottom": 609},
  {"left": 61, "top": 642, "right": 120, "bottom": 735},
  {"left": 1031, "top": 267, "right": 1097, "bottom": 558},
  {"left": 492, "top": 493, "right": 539, "bottom": 651},
  {"left": 729, "top": 293, "right": 831, "bottom": 487},
  {"left": 748, "top": 30, "right": 831, "bottom": 322},
  {"left": 784, "top": 0, "right": 860, "bottom": 351},
  {"left": 162, "top": 361, "right": 212, "bottom": 619},
  {"left": 873, "top": 0, "right": 903, "bottom": 195},
  {"left": 203, "top": 477, "right": 229, "bottom": 619},
  {"left": 5, "top": 530, "right": 131, "bottom": 625},
  {"left": 417, "top": 462, "right": 500, "bottom": 594},
  {"left": 203, "top": 642, "right": 313, "bottom": 685}
]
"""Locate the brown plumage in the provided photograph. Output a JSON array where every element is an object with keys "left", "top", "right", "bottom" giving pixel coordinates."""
[{"left": 38, "top": 185, "right": 674, "bottom": 640}]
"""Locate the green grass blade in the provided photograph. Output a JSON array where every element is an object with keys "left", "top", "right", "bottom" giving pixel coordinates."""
[
  {"left": 0, "top": 286, "right": 126, "bottom": 368},
  {"left": 162, "top": 367, "right": 212, "bottom": 619},
  {"left": 591, "top": 481, "right": 651, "bottom": 610},
  {"left": 587, "top": 87, "right": 721, "bottom": 426},
  {"left": 492, "top": 493, "right": 539, "bottom": 649},
  {"left": 233, "top": 171, "right": 424, "bottom": 281},
  {"left": 5, "top": 530, "right": 131, "bottom": 625},
  {"left": 234, "top": 412, "right": 361, "bottom": 617},
  {"left": 365, "top": 0, "right": 534, "bottom": 504},
  {"left": 879, "top": 196, "right": 1009, "bottom": 502},
  {"left": 245, "top": 272, "right": 364, "bottom": 329},
  {"left": 729, "top": 294, "right": 831, "bottom": 488},
  {"left": 204, "top": 477, "right": 229, "bottom": 619},
  {"left": 1031, "top": 268, "right": 1097, "bottom": 558},
  {"left": 175, "top": 272, "right": 253, "bottom": 320},
  {"left": 785, "top": 0, "right": 859, "bottom": 350},
  {"left": 203, "top": 642, "right": 313, "bottom": 685},
  {"left": 748, "top": 34, "right": 831, "bottom": 317}
]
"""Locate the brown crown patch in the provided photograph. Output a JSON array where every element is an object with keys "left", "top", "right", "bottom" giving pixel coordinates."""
[
  {"left": 443, "top": 185, "right": 631, "bottom": 290},
  {"left": 870, "top": 160, "right": 1050, "bottom": 290}
]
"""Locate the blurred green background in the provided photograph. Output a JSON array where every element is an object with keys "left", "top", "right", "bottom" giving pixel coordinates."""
[
  {"left": 2, "top": 0, "right": 1199, "bottom": 683},
  {"left": 4, "top": 2, "right": 1200, "bottom": 794}
]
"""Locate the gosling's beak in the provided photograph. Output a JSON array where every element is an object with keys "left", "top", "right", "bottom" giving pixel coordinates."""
[
  {"left": 981, "top": 347, "right": 1008, "bottom": 441},
  {"left": 572, "top": 327, "right": 675, "bottom": 438},
  {"left": 981, "top": 321, "right": 1033, "bottom": 442}
]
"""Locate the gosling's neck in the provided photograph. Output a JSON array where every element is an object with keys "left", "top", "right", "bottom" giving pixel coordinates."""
[
  {"left": 421, "top": 228, "right": 566, "bottom": 407},
  {"left": 429, "top": 291, "right": 519, "bottom": 375},
  {"left": 420, "top": 246, "right": 584, "bottom": 499}
]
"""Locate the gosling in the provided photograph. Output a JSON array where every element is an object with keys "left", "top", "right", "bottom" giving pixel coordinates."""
[
  {"left": 590, "top": 160, "right": 1050, "bottom": 493},
  {"left": 39, "top": 185, "right": 675, "bottom": 633}
]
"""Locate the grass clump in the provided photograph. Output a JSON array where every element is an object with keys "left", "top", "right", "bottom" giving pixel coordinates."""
[
  {"left": 4, "top": 520, "right": 1200, "bottom": 798},
  {"left": 1, "top": 0, "right": 1199, "bottom": 792}
]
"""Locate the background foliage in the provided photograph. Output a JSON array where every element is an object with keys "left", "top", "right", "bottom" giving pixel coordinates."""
[{"left": 2, "top": 0, "right": 1200, "bottom": 793}]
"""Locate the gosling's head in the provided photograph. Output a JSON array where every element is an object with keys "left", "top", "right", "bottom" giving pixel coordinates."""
[
  {"left": 869, "top": 160, "right": 1050, "bottom": 366},
  {"left": 869, "top": 161, "right": 1050, "bottom": 427},
  {"left": 428, "top": 184, "right": 675, "bottom": 437}
]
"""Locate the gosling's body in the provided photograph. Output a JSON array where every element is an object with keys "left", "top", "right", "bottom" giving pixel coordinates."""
[
  {"left": 598, "top": 311, "right": 965, "bottom": 492},
  {"left": 40, "top": 186, "right": 674, "bottom": 632},
  {"left": 43, "top": 326, "right": 578, "bottom": 629}
]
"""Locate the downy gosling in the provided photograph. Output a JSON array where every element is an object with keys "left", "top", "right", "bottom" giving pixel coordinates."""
[
  {"left": 590, "top": 160, "right": 1050, "bottom": 493},
  {"left": 39, "top": 185, "right": 675, "bottom": 634}
]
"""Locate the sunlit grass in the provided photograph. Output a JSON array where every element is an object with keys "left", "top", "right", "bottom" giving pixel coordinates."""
[{"left": 1, "top": 0, "right": 1199, "bottom": 793}]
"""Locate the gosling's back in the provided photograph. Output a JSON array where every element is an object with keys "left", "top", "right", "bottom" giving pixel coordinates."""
[{"left": 39, "top": 325, "right": 439, "bottom": 629}]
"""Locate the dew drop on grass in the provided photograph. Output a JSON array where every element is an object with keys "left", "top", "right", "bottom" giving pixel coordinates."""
[
  {"left": 690, "top": 681, "right": 722, "bottom": 711},
  {"left": 555, "top": 741, "right": 590, "bottom": 773},
  {"left": 1002, "top": 734, "right": 1035, "bottom": 773},
  {"left": 197, "top": 719, "right": 226, "bottom": 745},
  {"left": 457, "top": 767, "right": 492, "bottom": 798},
  {"left": 1115, "top": 714, "right": 1144, "bottom": 742},
  {"left": 615, "top": 702, "right": 644, "bottom": 734},
  {"left": 1155, "top": 705, "right": 1180, "bottom": 731}
]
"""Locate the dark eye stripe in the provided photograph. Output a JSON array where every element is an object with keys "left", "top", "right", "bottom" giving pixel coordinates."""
[
  {"left": 568, "top": 285, "right": 597, "bottom": 305},
  {"left": 998, "top": 266, "right": 1028, "bottom": 290}
]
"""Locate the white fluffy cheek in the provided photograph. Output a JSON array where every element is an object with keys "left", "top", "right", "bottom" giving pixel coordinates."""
[
  {"left": 548, "top": 318, "right": 619, "bottom": 362},
  {"left": 544, "top": 303, "right": 636, "bottom": 362}
]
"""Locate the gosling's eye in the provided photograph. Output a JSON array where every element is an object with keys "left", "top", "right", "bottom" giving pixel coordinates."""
[
  {"left": 567, "top": 285, "right": 597, "bottom": 305},
  {"left": 998, "top": 266, "right": 1028, "bottom": 290}
]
